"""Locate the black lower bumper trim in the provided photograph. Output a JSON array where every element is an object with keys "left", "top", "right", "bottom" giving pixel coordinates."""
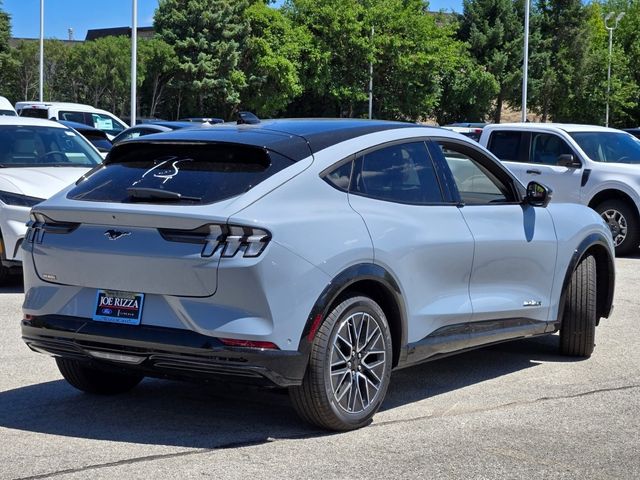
[{"left": 22, "top": 315, "right": 307, "bottom": 387}]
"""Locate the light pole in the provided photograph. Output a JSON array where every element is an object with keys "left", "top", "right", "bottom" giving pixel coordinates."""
[
  {"left": 605, "top": 11, "right": 625, "bottom": 128},
  {"left": 368, "top": 26, "right": 374, "bottom": 120},
  {"left": 131, "top": 0, "right": 138, "bottom": 126},
  {"left": 39, "top": 0, "right": 44, "bottom": 101},
  {"left": 521, "top": 0, "right": 530, "bottom": 122}
]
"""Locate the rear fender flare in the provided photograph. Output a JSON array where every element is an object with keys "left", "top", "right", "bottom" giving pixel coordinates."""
[{"left": 298, "top": 263, "right": 407, "bottom": 365}]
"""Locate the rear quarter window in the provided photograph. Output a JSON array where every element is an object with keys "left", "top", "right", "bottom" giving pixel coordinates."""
[
  {"left": 487, "top": 131, "right": 523, "bottom": 162},
  {"left": 67, "top": 142, "right": 294, "bottom": 205}
]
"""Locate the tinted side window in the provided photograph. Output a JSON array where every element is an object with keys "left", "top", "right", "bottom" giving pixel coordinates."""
[
  {"left": 324, "top": 161, "right": 353, "bottom": 191},
  {"left": 488, "top": 131, "right": 522, "bottom": 162},
  {"left": 530, "top": 133, "right": 572, "bottom": 165},
  {"left": 437, "top": 143, "right": 513, "bottom": 205},
  {"left": 59, "top": 111, "right": 86, "bottom": 123},
  {"left": 352, "top": 142, "right": 443, "bottom": 204}
]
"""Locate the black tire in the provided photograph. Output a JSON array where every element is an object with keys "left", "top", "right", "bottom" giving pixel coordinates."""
[
  {"left": 289, "top": 295, "right": 393, "bottom": 431},
  {"left": 559, "top": 254, "right": 597, "bottom": 357},
  {"left": 595, "top": 199, "right": 640, "bottom": 256},
  {"left": 56, "top": 358, "right": 144, "bottom": 395}
]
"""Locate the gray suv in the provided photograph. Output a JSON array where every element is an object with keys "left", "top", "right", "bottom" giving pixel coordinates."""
[{"left": 21, "top": 120, "right": 615, "bottom": 430}]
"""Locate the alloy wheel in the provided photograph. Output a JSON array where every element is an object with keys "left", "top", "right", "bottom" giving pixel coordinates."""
[
  {"left": 600, "top": 208, "right": 627, "bottom": 247},
  {"left": 328, "top": 311, "right": 387, "bottom": 414}
]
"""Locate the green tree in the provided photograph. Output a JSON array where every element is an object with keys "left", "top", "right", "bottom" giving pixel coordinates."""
[
  {"left": 435, "top": 53, "right": 499, "bottom": 124},
  {"left": 0, "top": 0, "right": 14, "bottom": 99},
  {"left": 69, "top": 36, "right": 131, "bottom": 115},
  {"left": 240, "top": 2, "right": 308, "bottom": 116},
  {"left": 459, "top": 0, "right": 523, "bottom": 123},
  {"left": 0, "top": 0, "right": 9, "bottom": 54},
  {"left": 43, "top": 40, "right": 74, "bottom": 102},
  {"left": 138, "top": 37, "right": 180, "bottom": 117},
  {"left": 155, "top": 0, "right": 252, "bottom": 119},
  {"left": 527, "top": 0, "right": 589, "bottom": 122},
  {"left": 367, "top": 3, "right": 476, "bottom": 121},
  {"left": 284, "top": 0, "right": 371, "bottom": 117},
  {"left": 597, "top": 0, "right": 640, "bottom": 126},
  {"left": 5, "top": 41, "right": 39, "bottom": 101}
]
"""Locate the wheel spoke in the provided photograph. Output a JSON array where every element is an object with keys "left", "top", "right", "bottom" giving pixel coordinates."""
[{"left": 328, "top": 309, "right": 388, "bottom": 415}]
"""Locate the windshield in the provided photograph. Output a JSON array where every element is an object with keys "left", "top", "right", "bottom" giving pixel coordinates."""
[
  {"left": 570, "top": 131, "right": 640, "bottom": 164},
  {"left": 0, "top": 125, "right": 103, "bottom": 167}
]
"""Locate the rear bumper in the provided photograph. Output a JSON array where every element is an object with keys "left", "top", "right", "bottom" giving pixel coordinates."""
[{"left": 21, "top": 315, "right": 308, "bottom": 387}]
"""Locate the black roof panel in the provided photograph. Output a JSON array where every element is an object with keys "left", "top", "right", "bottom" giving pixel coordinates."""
[{"left": 114, "top": 118, "right": 420, "bottom": 161}]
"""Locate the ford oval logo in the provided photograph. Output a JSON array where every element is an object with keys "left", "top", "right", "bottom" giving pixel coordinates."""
[
  {"left": 101, "top": 308, "right": 113, "bottom": 315},
  {"left": 104, "top": 230, "right": 131, "bottom": 240}
]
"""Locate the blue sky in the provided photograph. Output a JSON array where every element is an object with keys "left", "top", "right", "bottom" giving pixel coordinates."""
[{"left": 4, "top": 0, "right": 463, "bottom": 40}]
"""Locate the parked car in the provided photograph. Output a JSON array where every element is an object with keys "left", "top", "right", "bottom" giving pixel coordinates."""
[
  {"left": 179, "top": 117, "right": 224, "bottom": 124},
  {"left": 58, "top": 120, "right": 112, "bottom": 156},
  {"left": 0, "top": 116, "right": 104, "bottom": 282},
  {"left": 21, "top": 119, "right": 615, "bottom": 431},
  {"left": 15, "top": 102, "right": 128, "bottom": 140},
  {"left": 0, "top": 96, "right": 17, "bottom": 116},
  {"left": 111, "top": 121, "right": 200, "bottom": 145},
  {"left": 442, "top": 122, "right": 486, "bottom": 141},
  {"left": 623, "top": 128, "right": 640, "bottom": 139},
  {"left": 480, "top": 123, "right": 640, "bottom": 256}
]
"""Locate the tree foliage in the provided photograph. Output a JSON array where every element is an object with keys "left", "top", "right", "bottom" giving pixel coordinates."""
[
  {"left": 155, "top": 0, "right": 252, "bottom": 118},
  {"left": 459, "top": 0, "right": 524, "bottom": 122},
  {"left": 1, "top": 0, "right": 640, "bottom": 126},
  {"left": 240, "top": 2, "right": 308, "bottom": 116}
]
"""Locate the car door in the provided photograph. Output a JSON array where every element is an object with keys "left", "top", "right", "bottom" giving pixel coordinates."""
[
  {"left": 344, "top": 140, "right": 475, "bottom": 347},
  {"left": 431, "top": 138, "right": 558, "bottom": 328},
  {"left": 488, "top": 130, "right": 583, "bottom": 204}
]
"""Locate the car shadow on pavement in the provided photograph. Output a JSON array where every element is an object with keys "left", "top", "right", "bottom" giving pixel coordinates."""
[
  {"left": 0, "top": 274, "right": 23, "bottom": 294},
  {"left": 0, "top": 335, "right": 573, "bottom": 447},
  {"left": 381, "top": 333, "right": 568, "bottom": 411}
]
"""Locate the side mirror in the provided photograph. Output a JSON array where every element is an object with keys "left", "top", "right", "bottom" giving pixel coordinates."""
[
  {"left": 526, "top": 181, "right": 553, "bottom": 207},
  {"left": 557, "top": 154, "right": 581, "bottom": 168}
]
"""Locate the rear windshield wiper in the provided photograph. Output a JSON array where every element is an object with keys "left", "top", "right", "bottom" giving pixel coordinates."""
[{"left": 127, "top": 187, "right": 201, "bottom": 203}]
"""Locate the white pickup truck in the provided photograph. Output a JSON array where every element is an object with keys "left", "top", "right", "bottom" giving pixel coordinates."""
[{"left": 479, "top": 123, "right": 640, "bottom": 255}]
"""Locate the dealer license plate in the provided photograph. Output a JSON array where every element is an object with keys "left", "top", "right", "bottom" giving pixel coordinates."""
[{"left": 93, "top": 289, "right": 144, "bottom": 325}]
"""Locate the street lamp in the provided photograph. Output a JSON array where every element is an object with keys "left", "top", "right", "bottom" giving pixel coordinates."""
[
  {"left": 131, "top": 0, "right": 138, "bottom": 126},
  {"left": 39, "top": 0, "right": 44, "bottom": 101},
  {"left": 521, "top": 0, "right": 530, "bottom": 122},
  {"left": 605, "top": 11, "right": 625, "bottom": 128}
]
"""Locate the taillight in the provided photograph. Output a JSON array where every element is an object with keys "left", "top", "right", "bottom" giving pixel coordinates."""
[
  {"left": 219, "top": 338, "right": 279, "bottom": 349},
  {"left": 26, "top": 212, "right": 80, "bottom": 243},
  {"left": 158, "top": 223, "right": 271, "bottom": 258}
]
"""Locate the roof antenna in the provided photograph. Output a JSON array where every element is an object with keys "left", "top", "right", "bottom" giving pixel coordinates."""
[{"left": 237, "top": 111, "right": 260, "bottom": 125}]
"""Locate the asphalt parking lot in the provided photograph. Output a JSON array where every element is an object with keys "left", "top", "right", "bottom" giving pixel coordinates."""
[{"left": 1, "top": 256, "right": 639, "bottom": 480}]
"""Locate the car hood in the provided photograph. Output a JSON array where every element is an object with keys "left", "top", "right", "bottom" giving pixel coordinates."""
[
  {"left": 590, "top": 161, "right": 640, "bottom": 173},
  {"left": 0, "top": 167, "right": 92, "bottom": 199}
]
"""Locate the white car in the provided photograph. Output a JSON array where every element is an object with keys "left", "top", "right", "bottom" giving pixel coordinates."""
[
  {"left": 480, "top": 123, "right": 640, "bottom": 255},
  {"left": 0, "top": 116, "right": 103, "bottom": 281},
  {"left": 15, "top": 101, "right": 128, "bottom": 140},
  {"left": 0, "top": 96, "right": 17, "bottom": 116}
]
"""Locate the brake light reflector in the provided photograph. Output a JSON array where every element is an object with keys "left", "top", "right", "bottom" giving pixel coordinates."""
[{"left": 219, "top": 338, "right": 279, "bottom": 349}]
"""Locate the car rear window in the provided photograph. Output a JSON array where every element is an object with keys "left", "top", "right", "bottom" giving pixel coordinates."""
[
  {"left": 19, "top": 108, "right": 49, "bottom": 119},
  {"left": 67, "top": 142, "right": 294, "bottom": 205}
]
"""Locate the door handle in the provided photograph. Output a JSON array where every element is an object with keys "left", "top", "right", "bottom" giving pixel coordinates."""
[{"left": 526, "top": 169, "right": 542, "bottom": 175}]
